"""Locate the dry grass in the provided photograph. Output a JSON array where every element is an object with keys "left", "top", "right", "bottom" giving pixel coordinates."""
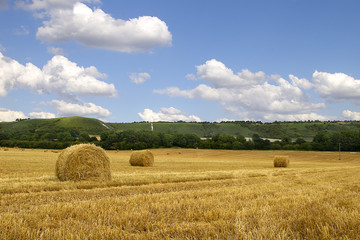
[{"left": 0, "top": 148, "right": 360, "bottom": 239}]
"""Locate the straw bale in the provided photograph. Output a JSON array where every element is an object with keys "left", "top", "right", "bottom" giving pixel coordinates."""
[
  {"left": 55, "top": 144, "right": 111, "bottom": 181},
  {"left": 274, "top": 155, "right": 290, "bottom": 167},
  {"left": 129, "top": 150, "right": 154, "bottom": 167}
]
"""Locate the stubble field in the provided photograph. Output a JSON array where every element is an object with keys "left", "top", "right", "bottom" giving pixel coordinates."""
[{"left": 1, "top": 148, "right": 360, "bottom": 239}]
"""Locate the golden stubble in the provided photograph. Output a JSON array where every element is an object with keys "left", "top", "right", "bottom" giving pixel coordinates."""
[{"left": 1, "top": 148, "right": 360, "bottom": 239}]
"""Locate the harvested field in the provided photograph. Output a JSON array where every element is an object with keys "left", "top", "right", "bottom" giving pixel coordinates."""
[{"left": 1, "top": 148, "right": 360, "bottom": 239}]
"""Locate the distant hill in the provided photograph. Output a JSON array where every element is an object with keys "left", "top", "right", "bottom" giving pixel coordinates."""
[
  {"left": 0, "top": 116, "right": 112, "bottom": 138},
  {"left": 107, "top": 122, "right": 255, "bottom": 138},
  {"left": 1, "top": 117, "right": 360, "bottom": 140},
  {"left": 109, "top": 121, "right": 360, "bottom": 140}
]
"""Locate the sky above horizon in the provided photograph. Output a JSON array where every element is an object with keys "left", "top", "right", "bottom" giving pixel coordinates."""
[{"left": 0, "top": 0, "right": 360, "bottom": 123}]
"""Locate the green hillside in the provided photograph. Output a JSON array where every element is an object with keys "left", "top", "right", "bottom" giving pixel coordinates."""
[
  {"left": 0, "top": 116, "right": 111, "bottom": 138},
  {"left": 52, "top": 116, "right": 112, "bottom": 132},
  {"left": 1, "top": 117, "right": 360, "bottom": 141},
  {"left": 109, "top": 121, "right": 360, "bottom": 140},
  {"left": 108, "top": 122, "right": 255, "bottom": 137}
]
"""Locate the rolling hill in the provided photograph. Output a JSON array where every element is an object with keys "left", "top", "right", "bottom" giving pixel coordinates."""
[
  {"left": 1, "top": 117, "right": 360, "bottom": 141},
  {"left": 0, "top": 116, "right": 112, "bottom": 138}
]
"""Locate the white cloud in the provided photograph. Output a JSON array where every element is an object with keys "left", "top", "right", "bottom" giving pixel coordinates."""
[
  {"left": 196, "top": 59, "right": 265, "bottom": 88},
  {"left": 155, "top": 82, "right": 324, "bottom": 114},
  {"left": 313, "top": 71, "right": 360, "bottom": 103},
  {"left": 0, "top": 52, "right": 117, "bottom": 99},
  {"left": 29, "top": 111, "right": 56, "bottom": 119},
  {"left": 47, "top": 46, "right": 66, "bottom": 55},
  {"left": 43, "top": 55, "right": 116, "bottom": 98},
  {"left": 50, "top": 100, "right": 110, "bottom": 117},
  {"left": 342, "top": 110, "right": 360, "bottom": 120},
  {"left": 32, "top": 2, "right": 172, "bottom": 52},
  {"left": 0, "top": 108, "right": 27, "bottom": 122},
  {"left": 0, "top": 53, "right": 44, "bottom": 97},
  {"left": 155, "top": 59, "right": 326, "bottom": 121},
  {"left": 138, "top": 107, "right": 201, "bottom": 122},
  {"left": 289, "top": 74, "right": 313, "bottom": 89},
  {"left": 129, "top": 72, "right": 151, "bottom": 84}
]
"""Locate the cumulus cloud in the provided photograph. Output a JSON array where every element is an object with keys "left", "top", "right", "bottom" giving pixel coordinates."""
[
  {"left": 155, "top": 59, "right": 325, "bottom": 121},
  {"left": 196, "top": 59, "right": 265, "bottom": 88},
  {"left": 155, "top": 79, "right": 324, "bottom": 114},
  {"left": 50, "top": 100, "right": 110, "bottom": 117},
  {"left": 0, "top": 53, "right": 43, "bottom": 97},
  {"left": 0, "top": 108, "right": 27, "bottom": 122},
  {"left": 138, "top": 107, "right": 201, "bottom": 122},
  {"left": 289, "top": 74, "right": 313, "bottom": 89},
  {"left": 29, "top": 111, "right": 56, "bottom": 119},
  {"left": 129, "top": 72, "right": 151, "bottom": 84},
  {"left": 47, "top": 46, "right": 66, "bottom": 55},
  {"left": 313, "top": 71, "right": 360, "bottom": 103},
  {"left": 342, "top": 110, "right": 360, "bottom": 120},
  {"left": 43, "top": 55, "right": 116, "bottom": 98},
  {"left": 29, "top": 2, "right": 172, "bottom": 52},
  {"left": 0, "top": 52, "right": 117, "bottom": 99}
]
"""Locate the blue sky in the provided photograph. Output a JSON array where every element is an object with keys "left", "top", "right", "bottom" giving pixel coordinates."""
[{"left": 1, "top": 0, "right": 360, "bottom": 122}]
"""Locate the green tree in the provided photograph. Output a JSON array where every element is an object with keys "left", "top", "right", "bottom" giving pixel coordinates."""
[{"left": 295, "top": 137, "right": 306, "bottom": 145}]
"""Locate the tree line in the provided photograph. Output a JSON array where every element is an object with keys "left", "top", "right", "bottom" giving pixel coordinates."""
[{"left": 1, "top": 129, "right": 360, "bottom": 151}]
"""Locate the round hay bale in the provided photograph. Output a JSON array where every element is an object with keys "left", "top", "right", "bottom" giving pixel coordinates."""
[
  {"left": 55, "top": 144, "right": 111, "bottom": 181},
  {"left": 274, "top": 155, "right": 290, "bottom": 168},
  {"left": 129, "top": 150, "right": 154, "bottom": 167}
]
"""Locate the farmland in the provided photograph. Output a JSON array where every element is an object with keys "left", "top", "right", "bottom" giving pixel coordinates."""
[{"left": 1, "top": 148, "right": 360, "bottom": 239}]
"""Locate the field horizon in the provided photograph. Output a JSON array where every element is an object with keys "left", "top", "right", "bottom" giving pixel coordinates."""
[{"left": 1, "top": 147, "right": 359, "bottom": 239}]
